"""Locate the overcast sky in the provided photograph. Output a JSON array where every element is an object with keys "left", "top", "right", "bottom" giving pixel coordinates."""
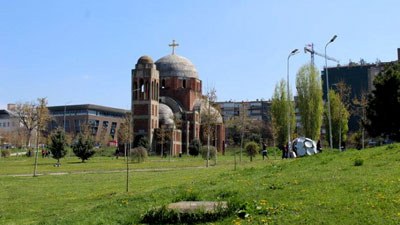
[{"left": 1, "top": 0, "right": 399, "bottom": 109}]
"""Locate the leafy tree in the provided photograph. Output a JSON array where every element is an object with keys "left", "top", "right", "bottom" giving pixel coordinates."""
[
  {"left": 324, "top": 90, "right": 349, "bottom": 149},
  {"left": 270, "top": 79, "right": 296, "bottom": 149},
  {"left": 189, "top": 139, "right": 201, "bottom": 156},
  {"left": 138, "top": 136, "right": 150, "bottom": 150},
  {"left": 133, "top": 135, "right": 150, "bottom": 151},
  {"left": 72, "top": 133, "right": 95, "bottom": 162},
  {"left": 245, "top": 141, "right": 259, "bottom": 162},
  {"left": 366, "top": 63, "right": 400, "bottom": 141},
  {"left": 296, "top": 64, "right": 324, "bottom": 141},
  {"left": 48, "top": 129, "right": 68, "bottom": 163},
  {"left": 335, "top": 81, "right": 351, "bottom": 150}
]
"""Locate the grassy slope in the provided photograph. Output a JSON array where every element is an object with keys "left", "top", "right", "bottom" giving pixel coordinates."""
[{"left": 1, "top": 145, "right": 400, "bottom": 224}]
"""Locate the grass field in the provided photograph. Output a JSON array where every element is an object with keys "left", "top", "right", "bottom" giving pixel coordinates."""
[{"left": 1, "top": 145, "right": 400, "bottom": 224}]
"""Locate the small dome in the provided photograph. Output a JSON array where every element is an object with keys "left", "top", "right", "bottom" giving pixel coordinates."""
[
  {"left": 155, "top": 54, "right": 198, "bottom": 79},
  {"left": 137, "top": 55, "right": 154, "bottom": 65},
  {"left": 159, "top": 103, "right": 175, "bottom": 128}
]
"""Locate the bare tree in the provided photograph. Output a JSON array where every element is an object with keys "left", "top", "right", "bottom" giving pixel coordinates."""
[
  {"left": 225, "top": 103, "right": 251, "bottom": 163},
  {"left": 353, "top": 91, "right": 368, "bottom": 150},
  {"left": 14, "top": 102, "right": 38, "bottom": 148},
  {"left": 33, "top": 98, "right": 50, "bottom": 177},
  {"left": 154, "top": 124, "right": 171, "bottom": 158},
  {"left": 117, "top": 112, "right": 133, "bottom": 192},
  {"left": 201, "top": 86, "right": 220, "bottom": 167}
]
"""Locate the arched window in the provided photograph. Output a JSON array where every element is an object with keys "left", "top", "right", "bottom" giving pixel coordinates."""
[
  {"left": 156, "top": 83, "right": 159, "bottom": 98},
  {"left": 183, "top": 79, "right": 186, "bottom": 88},
  {"left": 140, "top": 79, "right": 144, "bottom": 100},
  {"left": 161, "top": 79, "right": 166, "bottom": 89}
]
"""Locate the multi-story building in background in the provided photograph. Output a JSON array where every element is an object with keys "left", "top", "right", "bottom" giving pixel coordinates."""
[
  {"left": 321, "top": 48, "right": 400, "bottom": 132},
  {"left": 0, "top": 104, "right": 20, "bottom": 133},
  {"left": 47, "top": 104, "right": 128, "bottom": 143},
  {"left": 216, "top": 100, "right": 271, "bottom": 123}
]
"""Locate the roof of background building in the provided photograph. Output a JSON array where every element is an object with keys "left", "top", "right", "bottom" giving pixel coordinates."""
[{"left": 47, "top": 104, "right": 129, "bottom": 114}]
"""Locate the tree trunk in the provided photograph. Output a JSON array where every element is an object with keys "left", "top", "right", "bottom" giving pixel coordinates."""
[
  {"left": 234, "top": 149, "right": 237, "bottom": 171},
  {"left": 126, "top": 143, "right": 129, "bottom": 192},
  {"left": 33, "top": 131, "right": 40, "bottom": 177},
  {"left": 250, "top": 156, "right": 253, "bottom": 162},
  {"left": 240, "top": 132, "right": 243, "bottom": 162}
]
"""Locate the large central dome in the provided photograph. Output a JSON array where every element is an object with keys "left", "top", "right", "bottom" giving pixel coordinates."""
[{"left": 155, "top": 54, "right": 198, "bottom": 79}]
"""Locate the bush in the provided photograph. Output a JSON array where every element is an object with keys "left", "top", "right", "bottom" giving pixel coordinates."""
[
  {"left": 201, "top": 145, "right": 217, "bottom": 160},
  {"left": 189, "top": 139, "right": 201, "bottom": 156},
  {"left": 131, "top": 146, "right": 148, "bottom": 163},
  {"left": 134, "top": 136, "right": 150, "bottom": 151},
  {"left": 245, "top": 141, "right": 260, "bottom": 162},
  {"left": 1, "top": 149, "right": 11, "bottom": 157},
  {"left": 354, "top": 158, "right": 364, "bottom": 166}
]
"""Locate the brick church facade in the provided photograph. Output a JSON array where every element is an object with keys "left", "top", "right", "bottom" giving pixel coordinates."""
[{"left": 131, "top": 52, "right": 225, "bottom": 155}]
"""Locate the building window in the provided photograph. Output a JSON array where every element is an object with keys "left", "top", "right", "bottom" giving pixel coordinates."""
[
  {"left": 110, "top": 122, "right": 117, "bottom": 136},
  {"left": 103, "top": 121, "right": 109, "bottom": 129},
  {"left": 183, "top": 80, "right": 186, "bottom": 88}
]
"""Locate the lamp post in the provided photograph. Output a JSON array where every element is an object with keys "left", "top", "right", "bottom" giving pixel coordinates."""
[
  {"left": 324, "top": 35, "right": 337, "bottom": 151},
  {"left": 287, "top": 49, "right": 298, "bottom": 158}
]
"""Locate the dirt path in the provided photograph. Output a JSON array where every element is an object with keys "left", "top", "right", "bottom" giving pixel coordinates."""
[{"left": 1, "top": 166, "right": 207, "bottom": 177}]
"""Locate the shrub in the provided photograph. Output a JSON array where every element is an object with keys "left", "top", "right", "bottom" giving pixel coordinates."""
[
  {"left": 354, "top": 158, "right": 364, "bottom": 166},
  {"left": 130, "top": 146, "right": 148, "bottom": 163},
  {"left": 1, "top": 149, "right": 11, "bottom": 157},
  {"left": 189, "top": 139, "right": 201, "bottom": 156},
  {"left": 72, "top": 133, "right": 95, "bottom": 162},
  {"left": 245, "top": 141, "right": 260, "bottom": 162},
  {"left": 134, "top": 136, "right": 150, "bottom": 151},
  {"left": 201, "top": 145, "right": 217, "bottom": 160}
]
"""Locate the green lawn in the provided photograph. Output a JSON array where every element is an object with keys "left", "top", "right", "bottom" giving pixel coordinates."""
[{"left": 1, "top": 145, "right": 400, "bottom": 224}]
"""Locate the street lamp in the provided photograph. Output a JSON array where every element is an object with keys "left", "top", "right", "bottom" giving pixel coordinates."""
[
  {"left": 324, "top": 35, "right": 337, "bottom": 151},
  {"left": 287, "top": 49, "right": 298, "bottom": 157}
]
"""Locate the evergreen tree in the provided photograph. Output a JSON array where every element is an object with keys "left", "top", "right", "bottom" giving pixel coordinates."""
[
  {"left": 72, "top": 132, "right": 95, "bottom": 162},
  {"left": 296, "top": 64, "right": 324, "bottom": 141},
  {"left": 189, "top": 139, "right": 201, "bottom": 156},
  {"left": 366, "top": 63, "right": 400, "bottom": 141},
  {"left": 48, "top": 129, "right": 68, "bottom": 163}
]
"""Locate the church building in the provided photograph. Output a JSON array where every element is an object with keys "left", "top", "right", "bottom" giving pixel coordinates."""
[{"left": 131, "top": 41, "right": 225, "bottom": 155}]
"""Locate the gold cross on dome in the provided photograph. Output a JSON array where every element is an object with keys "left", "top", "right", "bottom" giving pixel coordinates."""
[{"left": 168, "top": 40, "right": 179, "bottom": 55}]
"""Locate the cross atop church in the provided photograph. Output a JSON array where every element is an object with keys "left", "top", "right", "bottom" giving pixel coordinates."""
[{"left": 169, "top": 40, "right": 179, "bottom": 55}]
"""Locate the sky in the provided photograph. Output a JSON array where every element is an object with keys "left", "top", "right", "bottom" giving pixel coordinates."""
[{"left": 1, "top": 0, "right": 399, "bottom": 110}]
